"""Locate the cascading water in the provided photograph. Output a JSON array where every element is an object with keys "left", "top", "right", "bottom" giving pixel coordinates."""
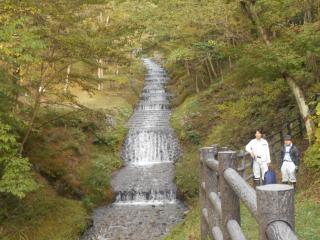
[{"left": 82, "top": 58, "right": 186, "bottom": 240}]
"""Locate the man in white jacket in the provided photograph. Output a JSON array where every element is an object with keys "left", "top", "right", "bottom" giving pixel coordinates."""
[{"left": 245, "top": 129, "right": 271, "bottom": 187}]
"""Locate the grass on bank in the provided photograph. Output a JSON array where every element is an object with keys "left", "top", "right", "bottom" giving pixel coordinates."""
[
  {"left": 165, "top": 196, "right": 320, "bottom": 240},
  {"left": 0, "top": 176, "right": 89, "bottom": 240},
  {"left": 166, "top": 82, "right": 320, "bottom": 240},
  {"left": 0, "top": 105, "right": 130, "bottom": 240},
  {"left": 0, "top": 66, "right": 144, "bottom": 240}
]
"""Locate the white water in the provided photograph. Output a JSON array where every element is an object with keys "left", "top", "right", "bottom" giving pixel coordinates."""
[{"left": 82, "top": 58, "right": 186, "bottom": 240}]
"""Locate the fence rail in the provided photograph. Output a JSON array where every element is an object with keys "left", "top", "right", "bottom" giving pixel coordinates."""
[{"left": 200, "top": 145, "right": 298, "bottom": 240}]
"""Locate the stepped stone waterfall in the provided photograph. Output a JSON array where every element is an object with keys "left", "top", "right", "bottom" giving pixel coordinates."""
[{"left": 82, "top": 59, "right": 186, "bottom": 240}]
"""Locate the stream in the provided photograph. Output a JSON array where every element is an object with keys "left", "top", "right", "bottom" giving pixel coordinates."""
[{"left": 82, "top": 58, "right": 186, "bottom": 240}]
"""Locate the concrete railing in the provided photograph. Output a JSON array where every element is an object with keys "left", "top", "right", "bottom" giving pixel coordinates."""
[{"left": 200, "top": 145, "right": 298, "bottom": 240}]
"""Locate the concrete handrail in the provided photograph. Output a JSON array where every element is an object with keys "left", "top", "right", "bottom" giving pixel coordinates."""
[{"left": 200, "top": 146, "right": 298, "bottom": 240}]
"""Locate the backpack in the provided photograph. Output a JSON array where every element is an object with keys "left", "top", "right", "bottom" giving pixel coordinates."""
[{"left": 263, "top": 169, "right": 277, "bottom": 185}]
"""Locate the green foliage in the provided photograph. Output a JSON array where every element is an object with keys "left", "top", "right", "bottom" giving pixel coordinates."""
[
  {"left": 206, "top": 79, "right": 295, "bottom": 147},
  {"left": 0, "top": 156, "right": 37, "bottom": 199},
  {"left": 164, "top": 204, "right": 200, "bottom": 240},
  {"left": 254, "top": 0, "right": 302, "bottom": 32},
  {"left": 0, "top": 68, "right": 15, "bottom": 113},
  {"left": 171, "top": 95, "right": 200, "bottom": 143},
  {"left": 0, "top": 0, "right": 145, "bottom": 158},
  {"left": 26, "top": 109, "right": 125, "bottom": 202},
  {"left": 167, "top": 47, "right": 194, "bottom": 64},
  {"left": 0, "top": 179, "right": 89, "bottom": 240},
  {"left": 166, "top": 195, "right": 320, "bottom": 240},
  {"left": 1, "top": 0, "right": 320, "bottom": 238},
  {"left": 240, "top": 204, "right": 259, "bottom": 239},
  {"left": 235, "top": 42, "right": 304, "bottom": 82},
  {"left": 0, "top": 122, "right": 37, "bottom": 198},
  {"left": 296, "top": 198, "right": 320, "bottom": 239},
  {"left": 305, "top": 143, "right": 320, "bottom": 170},
  {"left": 175, "top": 148, "right": 199, "bottom": 201},
  {"left": 171, "top": 80, "right": 294, "bottom": 203},
  {"left": 94, "top": 126, "right": 128, "bottom": 152},
  {"left": 185, "top": 130, "right": 201, "bottom": 145},
  {"left": 304, "top": 103, "right": 320, "bottom": 170},
  {"left": 84, "top": 152, "right": 122, "bottom": 206},
  {"left": 47, "top": 128, "right": 87, "bottom": 157}
]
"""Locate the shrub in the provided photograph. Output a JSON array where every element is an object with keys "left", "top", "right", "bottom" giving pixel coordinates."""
[
  {"left": 84, "top": 152, "right": 121, "bottom": 204},
  {"left": 94, "top": 126, "right": 127, "bottom": 152},
  {"left": 0, "top": 122, "right": 37, "bottom": 198},
  {"left": 186, "top": 130, "right": 201, "bottom": 145},
  {"left": 304, "top": 103, "right": 320, "bottom": 170},
  {"left": 175, "top": 149, "right": 199, "bottom": 201}
]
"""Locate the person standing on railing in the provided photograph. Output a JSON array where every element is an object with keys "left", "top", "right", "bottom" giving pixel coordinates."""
[
  {"left": 245, "top": 129, "right": 271, "bottom": 188},
  {"left": 280, "top": 135, "right": 300, "bottom": 189}
]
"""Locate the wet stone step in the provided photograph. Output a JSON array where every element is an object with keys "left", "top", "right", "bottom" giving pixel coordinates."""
[
  {"left": 81, "top": 58, "right": 186, "bottom": 240},
  {"left": 128, "top": 118, "right": 171, "bottom": 122},
  {"left": 129, "top": 114, "right": 171, "bottom": 118},
  {"left": 112, "top": 163, "right": 176, "bottom": 192},
  {"left": 115, "top": 190, "right": 176, "bottom": 203},
  {"left": 140, "top": 96, "right": 169, "bottom": 102},
  {"left": 128, "top": 123, "right": 171, "bottom": 128},
  {"left": 143, "top": 84, "right": 166, "bottom": 89},
  {"left": 125, "top": 128, "right": 175, "bottom": 133},
  {"left": 128, "top": 120, "right": 171, "bottom": 125},
  {"left": 136, "top": 104, "right": 170, "bottom": 111},
  {"left": 138, "top": 100, "right": 170, "bottom": 104},
  {"left": 82, "top": 204, "right": 186, "bottom": 240},
  {"left": 125, "top": 129, "right": 176, "bottom": 135},
  {"left": 128, "top": 118, "right": 171, "bottom": 124},
  {"left": 143, "top": 90, "right": 166, "bottom": 94},
  {"left": 145, "top": 73, "right": 168, "bottom": 77}
]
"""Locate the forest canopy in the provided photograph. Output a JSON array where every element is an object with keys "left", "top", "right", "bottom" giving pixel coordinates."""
[{"left": 0, "top": 1, "right": 320, "bottom": 239}]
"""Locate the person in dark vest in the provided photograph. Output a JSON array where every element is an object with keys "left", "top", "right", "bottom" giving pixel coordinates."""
[{"left": 280, "top": 135, "right": 300, "bottom": 189}]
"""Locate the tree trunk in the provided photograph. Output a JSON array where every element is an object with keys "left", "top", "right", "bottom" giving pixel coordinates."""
[
  {"left": 240, "top": 0, "right": 315, "bottom": 142},
  {"left": 200, "top": 75, "right": 208, "bottom": 88},
  {"left": 116, "top": 64, "right": 119, "bottom": 75},
  {"left": 284, "top": 74, "right": 315, "bottom": 142},
  {"left": 13, "top": 65, "right": 21, "bottom": 112},
  {"left": 97, "top": 59, "right": 103, "bottom": 90},
  {"left": 185, "top": 60, "right": 191, "bottom": 76},
  {"left": 20, "top": 93, "right": 41, "bottom": 154},
  {"left": 208, "top": 57, "right": 218, "bottom": 78},
  {"left": 240, "top": 0, "right": 271, "bottom": 45},
  {"left": 195, "top": 74, "right": 200, "bottom": 93},
  {"left": 217, "top": 61, "right": 224, "bottom": 82},
  {"left": 205, "top": 59, "right": 214, "bottom": 83},
  {"left": 99, "top": 12, "right": 103, "bottom": 23},
  {"left": 304, "top": 0, "right": 314, "bottom": 23},
  {"left": 64, "top": 64, "right": 71, "bottom": 93},
  {"left": 106, "top": 15, "right": 110, "bottom": 26},
  {"left": 229, "top": 56, "right": 233, "bottom": 70}
]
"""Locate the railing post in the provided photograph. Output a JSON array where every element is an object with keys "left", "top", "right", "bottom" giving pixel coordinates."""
[
  {"left": 200, "top": 148, "right": 209, "bottom": 239},
  {"left": 256, "top": 184, "right": 295, "bottom": 240},
  {"left": 200, "top": 146, "right": 217, "bottom": 239},
  {"left": 206, "top": 145, "right": 219, "bottom": 238},
  {"left": 218, "top": 151, "right": 241, "bottom": 240}
]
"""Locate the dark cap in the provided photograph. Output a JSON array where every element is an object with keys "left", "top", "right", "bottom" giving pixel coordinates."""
[{"left": 284, "top": 135, "right": 292, "bottom": 141}]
